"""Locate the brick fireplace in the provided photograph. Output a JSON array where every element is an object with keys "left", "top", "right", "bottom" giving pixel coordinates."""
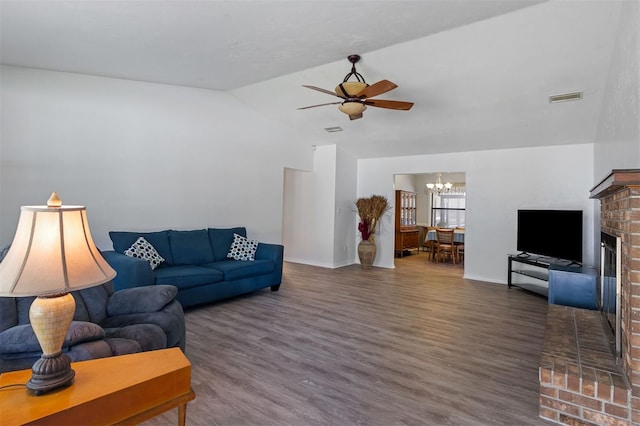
[
  {"left": 592, "top": 170, "right": 640, "bottom": 425},
  {"left": 539, "top": 170, "right": 640, "bottom": 425}
]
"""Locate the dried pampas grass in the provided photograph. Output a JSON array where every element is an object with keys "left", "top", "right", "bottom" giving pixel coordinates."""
[{"left": 356, "top": 195, "right": 390, "bottom": 241}]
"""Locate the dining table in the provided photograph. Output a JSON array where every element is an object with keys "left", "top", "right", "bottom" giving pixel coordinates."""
[{"left": 426, "top": 228, "right": 465, "bottom": 243}]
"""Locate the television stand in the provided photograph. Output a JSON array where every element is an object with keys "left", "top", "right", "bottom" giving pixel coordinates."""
[
  {"left": 508, "top": 254, "right": 552, "bottom": 297},
  {"left": 508, "top": 255, "right": 596, "bottom": 307}
]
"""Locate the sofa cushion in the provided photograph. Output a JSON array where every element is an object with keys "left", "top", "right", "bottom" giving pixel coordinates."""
[
  {"left": 104, "top": 324, "right": 166, "bottom": 352},
  {"left": 227, "top": 233, "right": 259, "bottom": 261},
  {"left": 0, "top": 298, "right": 18, "bottom": 332},
  {"left": 208, "top": 227, "right": 247, "bottom": 261},
  {"left": 124, "top": 237, "right": 165, "bottom": 270},
  {"left": 110, "top": 231, "right": 174, "bottom": 265},
  {"left": 102, "top": 338, "right": 142, "bottom": 357},
  {"left": 107, "top": 285, "right": 178, "bottom": 316},
  {"left": 169, "top": 229, "right": 214, "bottom": 265},
  {"left": 205, "top": 259, "right": 275, "bottom": 281},
  {"left": 153, "top": 265, "right": 224, "bottom": 290},
  {"left": 67, "top": 339, "right": 123, "bottom": 361},
  {"left": 16, "top": 297, "right": 35, "bottom": 325},
  {"left": 0, "top": 321, "right": 105, "bottom": 354},
  {"left": 73, "top": 285, "right": 111, "bottom": 324}
]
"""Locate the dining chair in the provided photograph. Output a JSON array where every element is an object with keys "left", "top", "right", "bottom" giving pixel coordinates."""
[
  {"left": 435, "top": 228, "right": 456, "bottom": 264},
  {"left": 456, "top": 243, "right": 465, "bottom": 262},
  {"left": 422, "top": 226, "right": 437, "bottom": 260},
  {"left": 454, "top": 227, "right": 465, "bottom": 262}
]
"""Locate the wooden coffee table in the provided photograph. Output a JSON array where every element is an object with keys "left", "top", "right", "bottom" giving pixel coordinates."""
[{"left": 0, "top": 347, "right": 195, "bottom": 425}]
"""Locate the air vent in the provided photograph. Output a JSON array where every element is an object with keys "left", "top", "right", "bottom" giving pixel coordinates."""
[
  {"left": 549, "top": 91, "right": 583, "bottom": 103},
  {"left": 324, "top": 126, "right": 343, "bottom": 133}
]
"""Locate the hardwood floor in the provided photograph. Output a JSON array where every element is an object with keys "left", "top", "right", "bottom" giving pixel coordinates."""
[{"left": 144, "top": 253, "right": 552, "bottom": 426}]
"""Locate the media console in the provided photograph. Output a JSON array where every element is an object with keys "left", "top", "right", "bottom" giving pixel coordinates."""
[
  {"left": 508, "top": 254, "right": 554, "bottom": 297},
  {"left": 508, "top": 254, "right": 597, "bottom": 309}
]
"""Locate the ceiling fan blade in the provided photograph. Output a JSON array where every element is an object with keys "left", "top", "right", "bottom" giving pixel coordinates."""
[
  {"left": 297, "top": 101, "right": 343, "bottom": 110},
  {"left": 302, "top": 85, "right": 345, "bottom": 99},
  {"left": 349, "top": 113, "right": 363, "bottom": 120},
  {"left": 356, "top": 80, "right": 398, "bottom": 98},
  {"left": 364, "top": 99, "right": 414, "bottom": 110}
]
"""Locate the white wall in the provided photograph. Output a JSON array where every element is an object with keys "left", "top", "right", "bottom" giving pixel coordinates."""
[
  {"left": 358, "top": 144, "right": 595, "bottom": 284},
  {"left": 2, "top": 55, "right": 627, "bottom": 282},
  {"left": 282, "top": 144, "right": 358, "bottom": 268},
  {"left": 393, "top": 175, "right": 416, "bottom": 192},
  {"left": 594, "top": 0, "right": 640, "bottom": 181},
  {"left": 282, "top": 167, "right": 313, "bottom": 264},
  {"left": 0, "top": 66, "right": 312, "bottom": 249},
  {"left": 333, "top": 146, "right": 358, "bottom": 268},
  {"left": 282, "top": 145, "right": 336, "bottom": 267}
]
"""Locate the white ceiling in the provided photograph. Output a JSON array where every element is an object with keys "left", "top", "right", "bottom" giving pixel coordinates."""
[{"left": 0, "top": 0, "right": 625, "bottom": 159}]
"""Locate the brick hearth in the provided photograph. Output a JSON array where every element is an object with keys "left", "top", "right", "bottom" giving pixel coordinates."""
[{"left": 540, "top": 305, "right": 629, "bottom": 425}]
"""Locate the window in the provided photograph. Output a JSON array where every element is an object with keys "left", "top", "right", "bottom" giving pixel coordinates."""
[{"left": 431, "top": 192, "right": 466, "bottom": 228}]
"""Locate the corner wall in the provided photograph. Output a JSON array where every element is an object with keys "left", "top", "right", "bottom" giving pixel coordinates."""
[
  {"left": 282, "top": 145, "right": 358, "bottom": 268},
  {"left": 282, "top": 145, "right": 336, "bottom": 267}
]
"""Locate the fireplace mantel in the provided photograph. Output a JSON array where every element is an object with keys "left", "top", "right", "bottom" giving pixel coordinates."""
[{"left": 590, "top": 169, "right": 640, "bottom": 199}]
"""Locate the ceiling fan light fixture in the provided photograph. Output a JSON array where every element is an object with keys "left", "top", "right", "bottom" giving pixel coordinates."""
[
  {"left": 335, "top": 81, "right": 368, "bottom": 98},
  {"left": 299, "top": 54, "right": 413, "bottom": 119},
  {"left": 338, "top": 102, "right": 366, "bottom": 116}
]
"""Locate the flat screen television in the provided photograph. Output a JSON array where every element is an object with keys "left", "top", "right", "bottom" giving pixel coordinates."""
[{"left": 517, "top": 209, "right": 583, "bottom": 263}]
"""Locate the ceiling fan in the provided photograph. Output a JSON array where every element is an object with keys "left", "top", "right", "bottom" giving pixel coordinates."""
[{"left": 298, "top": 54, "right": 414, "bottom": 120}]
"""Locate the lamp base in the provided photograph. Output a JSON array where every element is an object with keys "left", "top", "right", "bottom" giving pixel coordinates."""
[
  {"left": 27, "top": 351, "right": 75, "bottom": 395},
  {"left": 27, "top": 293, "right": 76, "bottom": 395}
]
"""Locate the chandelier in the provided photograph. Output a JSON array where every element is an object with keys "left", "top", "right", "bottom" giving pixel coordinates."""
[{"left": 426, "top": 173, "right": 453, "bottom": 194}]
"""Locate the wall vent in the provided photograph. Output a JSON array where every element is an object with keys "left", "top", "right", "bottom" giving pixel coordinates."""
[
  {"left": 324, "top": 126, "right": 343, "bottom": 133},
  {"left": 549, "top": 91, "right": 583, "bottom": 103}
]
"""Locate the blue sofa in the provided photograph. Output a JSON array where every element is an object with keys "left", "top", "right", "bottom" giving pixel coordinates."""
[{"left": 102, "top": 227, "right": 283, "bottom": 309}]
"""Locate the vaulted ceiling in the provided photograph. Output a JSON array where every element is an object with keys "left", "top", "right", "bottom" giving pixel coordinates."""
[{"left": 0, "top": 1, "right": 624, "bottom": 158}]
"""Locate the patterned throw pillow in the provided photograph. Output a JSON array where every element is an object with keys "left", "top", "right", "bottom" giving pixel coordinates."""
[
  {"left": 227, "top": 233, "right": 259, "bottom": 261},
  {"left": 124, "top": 236, "right": 165, "bottom": 270}
]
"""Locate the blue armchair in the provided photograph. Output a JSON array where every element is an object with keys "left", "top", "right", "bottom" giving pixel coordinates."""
[{"left": 0, "top": 281, "right": 185, "bottom": 373}]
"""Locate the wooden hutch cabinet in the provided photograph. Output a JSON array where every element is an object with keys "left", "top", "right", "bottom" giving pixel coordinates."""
[{"left": 394, "top": 190, "right": 419, "bottom": 257}]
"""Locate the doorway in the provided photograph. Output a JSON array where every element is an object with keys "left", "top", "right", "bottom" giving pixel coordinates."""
[{"left": 393, "top": 172, "right": 466, "bottom": 269}]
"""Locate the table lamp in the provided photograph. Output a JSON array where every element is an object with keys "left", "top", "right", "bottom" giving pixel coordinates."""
[{"left": 0, "top": 193, "right": 116, "bottom": 395}]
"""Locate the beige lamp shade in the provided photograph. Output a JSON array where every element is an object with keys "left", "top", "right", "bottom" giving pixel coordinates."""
[
  {"left": 0, "top": 203, "right": 116, "bottom": 296},
  {"left": 335, "top": 81, "right": 368, "bottom": 98},
  {"left": 338, "top": 102, "right": 367, "bottom": 116}
]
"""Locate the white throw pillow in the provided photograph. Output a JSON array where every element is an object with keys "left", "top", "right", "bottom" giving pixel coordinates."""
[
  {"left": 124, "top": 236, "right": 165, "bottom": 270},
  {"left": 227, "top": 233, "right": 259, "bottom": 261}
]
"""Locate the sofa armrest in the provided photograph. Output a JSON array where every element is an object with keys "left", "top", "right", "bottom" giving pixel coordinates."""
[
  {"left": 102, "top": 250, "right": 154, "bottom": 291},
  {"left": 107, "top": 285, "right": 178, "bottom": 316},
  {"left": 0, "top": 321, "right": 105, "bottom": 354},
  {"left": 255, "top": 243, "right": 284, "bottom": 283},
  {"left": 102, "top": 300, "right": 185, "bottom": 351}
]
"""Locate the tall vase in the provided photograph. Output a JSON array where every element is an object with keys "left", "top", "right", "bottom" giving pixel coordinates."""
[{"left": 358, "top": 240, "right": 376, "bottom": 269}]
